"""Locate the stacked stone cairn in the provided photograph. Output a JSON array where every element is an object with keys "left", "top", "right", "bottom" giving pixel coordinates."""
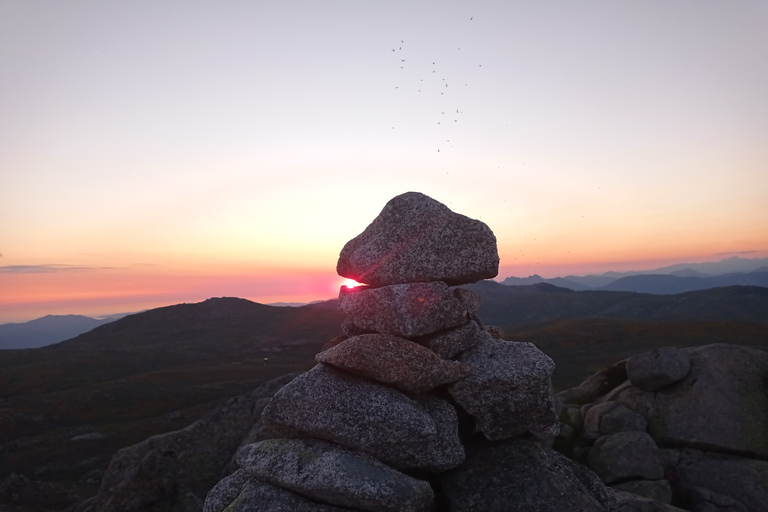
[{"left": 204, "top": 192, "right": 616, "bottom": 512}]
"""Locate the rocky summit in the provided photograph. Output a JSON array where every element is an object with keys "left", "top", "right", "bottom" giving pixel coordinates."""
[{"left": 203, "top": 192, "right": 623, "bottom": 512}]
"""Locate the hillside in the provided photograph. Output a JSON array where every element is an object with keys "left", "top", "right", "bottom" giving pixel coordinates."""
[
  {"left": 465, "top": 281, "right": 768, "bottom": 325},
  {"left": 0, "top": 315, "right": 114, "bottom": 350},
  {"left": 1, "top": 288, "right": 767, "bottom": 510}
]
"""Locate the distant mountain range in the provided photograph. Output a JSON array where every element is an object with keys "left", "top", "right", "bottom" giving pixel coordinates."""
[
  {"left": 501, "top": 256, "right": 768, "bottom": 293},
  {"left": 0, "top": 313, "right": 129, "bottom": 350},
  {"left": 3, "top": 256, "right": 766, "bottom": 350}
]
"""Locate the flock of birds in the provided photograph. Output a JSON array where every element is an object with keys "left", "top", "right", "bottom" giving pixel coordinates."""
[{"left": 389, "top": 17, "right": 483, "bottom": 154}]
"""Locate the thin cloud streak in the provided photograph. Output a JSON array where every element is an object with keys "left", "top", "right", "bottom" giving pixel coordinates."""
[{"left": 0, "top": 264, "right": 96, "bottom": 274}]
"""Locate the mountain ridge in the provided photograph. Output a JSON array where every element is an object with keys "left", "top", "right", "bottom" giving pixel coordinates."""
[{"left": 501, "top": 256, "right": 768, "bottom": 293}]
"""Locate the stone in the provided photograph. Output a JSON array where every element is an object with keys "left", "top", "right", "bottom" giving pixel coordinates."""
[
  {"left": 237, "top": 438, "right": 434, "bottom": 512},
  {"left": 626, "top": 347, "right": 691, "bottom": 391},
  {"left": 440, "top": 436, "right": 619, "bottom": 512},
  {"left": 337, "top": 191, "right": 499, "bottom": 287},
  {"left": 678, "top": 458, "right": 768, "bottom": 512},
  {"left": 448, "top": 336, "right": 559, "bottom": 439},
  {"left": 557, "top": 360, "right": 628, "bottom": 406},
  {"left": 262, "top": 364, "right": 464, "bottom": 472},
  {"left": 612, "top": 480, "right": 672, "bottom": 504},
  {"left": 689, "top": 487, "right": 748, "bottom": 512},
  {"left": 204, "top": 469, "right": 251, "bottom": 512},
  {"left": 613, "top": 491, "right": 687, "bottom": 512},
  {"left": 483, "top": 325, "right": 506, "bottom": 339},
  {"left": 607, "top": 344, "right": 768, "bottom": 457},
  {"left": 583, "top": 402, "right": 647, "bottom": 441},
  {"left": 315, "top": 333, "right": 470, "bottom": 393},
  {"left": 588, "top": 432, "right": 664, "bottom": 484},
  {"left": 453, "top": 288, "right": 481, "bottom": 314},
  {"left": 216, "top": 477, "right": 351, "bottom": 512},
  {"left": 339, "top": 281, "right": 469, "bottom": 338},
  {"left": 416, "top": 320, "right": 486, "bottom": 359},
  {"left": 95, "top": 394, "right": 255, "bottom": 512}
]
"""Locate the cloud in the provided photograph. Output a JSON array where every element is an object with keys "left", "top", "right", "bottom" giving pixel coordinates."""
[
  {"left": 0, "top": 264, "right": 96, "bottom": 274},
  {"left": 715, "top": 250, "right": 759, "bottom": 256}
]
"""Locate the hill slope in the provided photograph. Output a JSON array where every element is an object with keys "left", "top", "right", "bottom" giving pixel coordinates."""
[{"left": 0, "top": 315, "right": 113, "bottom": 349}]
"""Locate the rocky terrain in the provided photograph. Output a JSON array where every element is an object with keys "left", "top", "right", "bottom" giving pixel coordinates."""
[{"left": 556, "top": 343, "right": 768, "bottom": 511}]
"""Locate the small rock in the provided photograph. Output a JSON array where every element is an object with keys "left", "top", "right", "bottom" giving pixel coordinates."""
[
  {"left": 612, "top": 479, "right": 672, "bottom": 504},
  {"left": 583, "top": 402, "right": 647, "bottom": 441},
  {"left": 613, "top": 490, "right": 687, "bottom": 512},
  {"left": 483, "top": 325, "right": 506, "bottom": 339},
  {"left": 219, "top": 477, "right": 351, "bottom": 512},
  {"left": 448, "top": 336, "right": 559, "bottom": 439},
  {"left": 627, "top": 347, "right": 691, "bottom": 391},
  {"left": 237, "top": 438, "right": 434, "bottom": 512},
  {"left": 416, "top": 320, "right": 485, "bottom": 359},
  {"left": 453, "top": 288, "right": 481, "bottom": 314},
  {"left": 339, "top": 281, "right": 469, "bottom": 337},
  {"left": 588, "top": 432, "right": 664, "bottom": 484},
  {"left": 316, "top": 333, "right": 471, "bottom": 393},
  {"left": 203, "top": 469, "right": 250, "bottom": 512},
  {"left": 557, "top": 360, "right": 628, "bottom": 406},
  {"left": 337, "top": 191, "right": 499, "bottom": 286}
]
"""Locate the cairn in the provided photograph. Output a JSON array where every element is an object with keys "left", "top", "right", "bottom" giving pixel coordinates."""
[{"left": 203, "top": 192, "right": 571, "bottom": 512}]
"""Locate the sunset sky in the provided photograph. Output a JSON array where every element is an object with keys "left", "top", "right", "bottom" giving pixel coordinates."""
[{"left": 2, "top": 1, "right": 767, "bottom": 324}]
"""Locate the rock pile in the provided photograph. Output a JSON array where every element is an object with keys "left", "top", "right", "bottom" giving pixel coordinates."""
[
  {"left": 204, "top": 192, "right": 619, "bottom": 512},
  {"left": 557, "top": 344, "right": 768, "bottom": 512}
]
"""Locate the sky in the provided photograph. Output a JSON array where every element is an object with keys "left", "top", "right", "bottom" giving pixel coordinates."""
[{"left": 1, "top": 0, "right": 767, "bottom": 324}]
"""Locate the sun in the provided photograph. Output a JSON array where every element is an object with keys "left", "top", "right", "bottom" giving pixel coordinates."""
[{"left": 342, "top": 278, "right": 363, "bottom": 289}]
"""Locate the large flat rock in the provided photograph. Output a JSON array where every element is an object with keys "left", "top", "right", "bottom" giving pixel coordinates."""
[
  {"left": 337, "top": 192, "right": 499, "bottom": 286},
  {"left": 440, "top": 436, "right": 619, "bottom": 512},
  {"left": 448, "top": 336, "right": 559, "bottom": 440},
  {"left": 316, "top": 333, "right": 470, "bottom": 393},
  {"left": 237, "top": 438, "right": 434, "bottom": 512},
  {"left": 261, "top": 364, "right": 464, "bottom": 472},
  {"left": 602, "top": 344, "right": 768, "bottom": 458},
  {"left": 339, "top": 281, "right": 469, "bottom": 338}
]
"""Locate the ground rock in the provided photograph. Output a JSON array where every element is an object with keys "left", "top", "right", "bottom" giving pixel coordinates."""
[
  {"left": 203, "top": 469, "right": 250, "bottom": 512},
  {"left": 453, "top": 288, "right": 481, "bottom": 314},
  {"left": 557, "top": 360, "right": 628, "bottom": 406},
  {"left": 237, "top": 438, "right": 434, "bottom": 512},
  {"left": 689, "top": 487, "right": 748, "bottom": 512},
  {"left": 339, "top": 281, "right": 469, "bottom": 338},
  {"left": 583, "top": 402, "right": 648, "bottom": 441},
  {"left": 315, "top": 333, "right": 470, "bottom": 393},
  {"left": 448, "top": 336, "right": 559, "bottom": 439},
  {"left": 262, "top": 363, "right": 464, "bottom": 472},
  {"left": 94, "top": 394, "right": 254, "bottom": 512},
  {"left": 677, "top": 458, "right": 768, "bottom": 512},
  {"left": 416, "top": 320, "right": 485, "bottom": 359},
  {"left": 606, "top": 344, "right": 768, "bottom": 457},
  {"left": 440, "top": 436, "right": 620, "bottom": 511},
  {"left": 614, "top": 491, "right": 686, "bottom": 512},
  {"left": 626, "top": 347, "right": 691, "bottom": 391},
  {"left": 216, "top": 477, "right": 352, "bottom": 512},
  {"left": 337, "top": 192, "right": 499, "bottom": 287},
  {"left": 612, "top": 480, "right": 672, "bottom": 504},
  {"left": 588, "top": 432, "right": 664, "bottom": 484},
  {"left": 483, "top": 325, "right": 506, "bottom": 339}
]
